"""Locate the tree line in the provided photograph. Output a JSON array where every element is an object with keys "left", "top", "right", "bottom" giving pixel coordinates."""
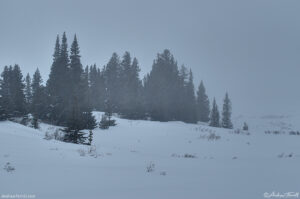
[{"left": 0, "top": 33, "right": 233, "bottom": 143}]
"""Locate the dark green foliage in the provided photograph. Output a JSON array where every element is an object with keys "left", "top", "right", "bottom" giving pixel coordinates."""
[
  {"left": 209, "top": 98, "right": 220, "bottom": 127},
  {"left": 221, "top": 93, "right": 233, "bottom": 129},
  {"left": 24, "top": 73, "right": 32, "bottom": 111},
  {"left": 88, "top": 130, "right": 93, "bottom": 145},
  {"left": 197, "top": 81, "right": 210, "bottom": 122},
  {"left": 31, "top": 116, "right": 39, "bottom": 129},
  {"left": 89, "top": 64, "right": 105, "bottom": 110},
  {"left": 103, "top": 53, "right": 122, "bottom": 113},
  {"left": 144, "top": 50, "right": 182, "bottom": 121},
  {"left": 0, "top": 105, "right": 6, "bottom": 121},
  {"left": 0, "top": 65, "right": 26, "bottom": 118},
  {"left": 243, "top": 122, "right": 248, "bottom": 131},
  {"left": 183, "top": 69, "right": 197, "bottom": 123},
  {"left": 31, "top": 68, "right": 47, "bottom": 120},
  {"left": 99, "top": 114, "right": 116, "bottom": 129},
  {"left": 62, "top": 128, "right": 87, "bottom": 144},
  {"left": 119, "top": 52, "right": 144, "bottom": 119},
  {"left": 46, "top": 33, "right": 70, "bottom": 125},
  {"left": 0, "top": 33, "right": 234, "bottom": 133}
]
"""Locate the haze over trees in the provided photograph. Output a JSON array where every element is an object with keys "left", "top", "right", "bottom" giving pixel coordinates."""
[{"left": 0, "top": 32, "right": 233, "bottom": 143}]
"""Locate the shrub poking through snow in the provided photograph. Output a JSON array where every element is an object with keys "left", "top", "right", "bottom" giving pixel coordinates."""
[
  {"left": 199, "top": 133, "right": 221, "bottom": 141},
  {"left": 243, "top": 122, "right": 249, "bottom": 131},
  {"left": 207, "top": 133, "right": 221, "bottom": 141},
  {"left": 99, "top": 114, "right": 116, "bottom": 129},
  {"left": 183, "top": 154, "right": 197, "bottom": 158},
  {"left": 160, "top": 171, "right": 167, "bottom": 176},
  {"left": 289, "top": 131, "right": 300, "bottom": 135},
  {"left": 265, "top": 130, "right": 283, "bottom": 135},
  {"left": 146, "top": 162, "right": 155, "bottom": 172},
  {"left": 4, "top": 162, "right": 15, "bottom": 172}
]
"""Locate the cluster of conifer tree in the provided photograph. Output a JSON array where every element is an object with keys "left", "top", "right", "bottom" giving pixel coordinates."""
[{"left": 0, "top": 33, "right": 233, "bottom": 143}]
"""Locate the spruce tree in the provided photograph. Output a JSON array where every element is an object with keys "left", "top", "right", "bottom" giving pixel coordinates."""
[
  {"left": 144, "top": 49, "right": 181, "bottom": 121},
  {"left": 221, "top": 92, "right": 233, "bottom": 129},
  {"left": 24, "top": 73, "right": 32, "bottom": 111},
  {"left": 63, "top": 35, "right": 96, "bottom": 144},
  {"left": 103, "top": 53, "right": 121, "bottom": 113},
  {"left": 11, "top": 64, "right": 26, "bottom": 116},
  {"left": 31, "top": 68, "right": 46, "bottom": 119},
  {"left": 196, "top": 81, "right": 210, "bottom": 122},
  {"left": 0, "top": 66, "right": 13, "bottom": 118},
  {"left": 119, "top": 52, "right": 143, "bottom": 119},
  {"left": 184, "top": 69, "right": 197, "bottom": 123},
  {"left": 209, "top": 98, "right": 220, "bottom": 127}
]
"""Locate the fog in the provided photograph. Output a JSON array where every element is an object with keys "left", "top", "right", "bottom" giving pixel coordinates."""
[{"left": 0, "top": 0, "right": 299, "bottom": 116}]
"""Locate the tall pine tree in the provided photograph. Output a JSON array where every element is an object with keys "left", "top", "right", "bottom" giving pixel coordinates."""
[
  {"left": 46, "top": 33, "right": 70, "bottom": 125},
  {"left": 221, "top": 92, "right": 233, "bottom": 129},
  {"left": 24, "top": 73, "right": 32, "bottom": 111},
  {"left": 183, "top": 69, "right": 197, "bottom": 123},
  {"left": 31, "top": 68, "right": 46, "bottom": 120},
  {"left": 209, "top": 98, "right": 220, "bottom": 127},
  {"left": 196, "top": 81, "right": 210, "bottom": 122}
]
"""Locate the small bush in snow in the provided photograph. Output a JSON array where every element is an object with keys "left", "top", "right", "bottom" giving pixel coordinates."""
[
  {"left": 183, "top": 154, "right": 197, "bottom": 158},
  {"left": 265, "top": 130, "right": 284, "bottom": 135},
  {"left": 243, "top": 122, "right": 249, "bottom": 131},
  {"left": 171, "top": 153, "right": 181, "bottom": 158},
  {"left": 277, "top": 153, "right": 284, "bottom": 158},
  {"left": 146, "top": 162, "right": 155, "bottom": 172},
  {"left": 4, "top": 162, "right": 15, "bottom": 172},
  {"left": 99, "top": 114, "right": 116, "bottom": 130},
  {"left": 207, "top": 133, "right": 221, "bottom": 141},
  {"left": 277, "top": 153, "right": 293, "bottom": 158},
  {"left": 160, "top": 171, "right": 167, "bottom": 176},
  {"left": 230, "top": 128, "right": 250, "bottom": 135},
  {"left": 289, "top": 131, "right": 300, "bottom": 136}
]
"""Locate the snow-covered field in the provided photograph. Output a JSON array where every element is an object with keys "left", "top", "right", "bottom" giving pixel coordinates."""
[{"left": 0, "top": 112, "right": 299, "bottom": 199}]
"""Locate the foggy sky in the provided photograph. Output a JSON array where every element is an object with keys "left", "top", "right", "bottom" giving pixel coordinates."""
[{"left": 0, "top": 0, "right": 299, "bottom": 117}]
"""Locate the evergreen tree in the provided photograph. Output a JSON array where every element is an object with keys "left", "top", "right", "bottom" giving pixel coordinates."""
[
  {"left": 11, "top": 65, "right": 26, "bottom": 116},
  {"left": 24, "top": 73, "right": 32, "bottom": 110},
  {"left": 46, "top": 33, "right": 70, "bottom": 125},
  {"left": 103, "top": 53, "right": 121, "bottom": 113},
  {"left": 144, "top": 49, "right": 181, "bottom": 121},
  {"left": 209, "top": 98, "right": 220, "bottom": 127},
  {"left": 221, "top": 92, "right": 233, "bottom": 129},
  {"left": 0, "top": 66, "right": 13, "bottom": 118},
  {"left": 196, "top": 81, "right": 210, "bottom": 122},
  {"left": 183, "top": 69, "right": 197, "bottom": 123},
  {"left": 119, "top": 52, "right": 143, "bottom": 119},
  {"left": 63, "top": 96, "right": 87, "bottom": 144},
  {"left": 63, "top": 35, "right": 96, "bottom": 144},
  {"left": 31, "top": 68, "right": 46, "bottom": 119}
]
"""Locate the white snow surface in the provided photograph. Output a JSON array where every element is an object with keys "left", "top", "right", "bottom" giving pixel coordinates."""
[{"left": 0, "top": 112, "right": 299, "bottom": 199}]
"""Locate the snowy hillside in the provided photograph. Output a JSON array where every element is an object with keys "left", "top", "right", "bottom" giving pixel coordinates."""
[{"left": 0, "top": 112, "right": 300, "bottom": 199}]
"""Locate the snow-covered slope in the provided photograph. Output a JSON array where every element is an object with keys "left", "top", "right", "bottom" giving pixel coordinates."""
[{"left": 0, "top": 113, "right": 299, "bottom": 199}]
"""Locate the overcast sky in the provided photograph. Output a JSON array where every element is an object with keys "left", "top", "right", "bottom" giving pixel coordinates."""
[{"left": 0, "top": 0, "right": 299, "bottom": 117}]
